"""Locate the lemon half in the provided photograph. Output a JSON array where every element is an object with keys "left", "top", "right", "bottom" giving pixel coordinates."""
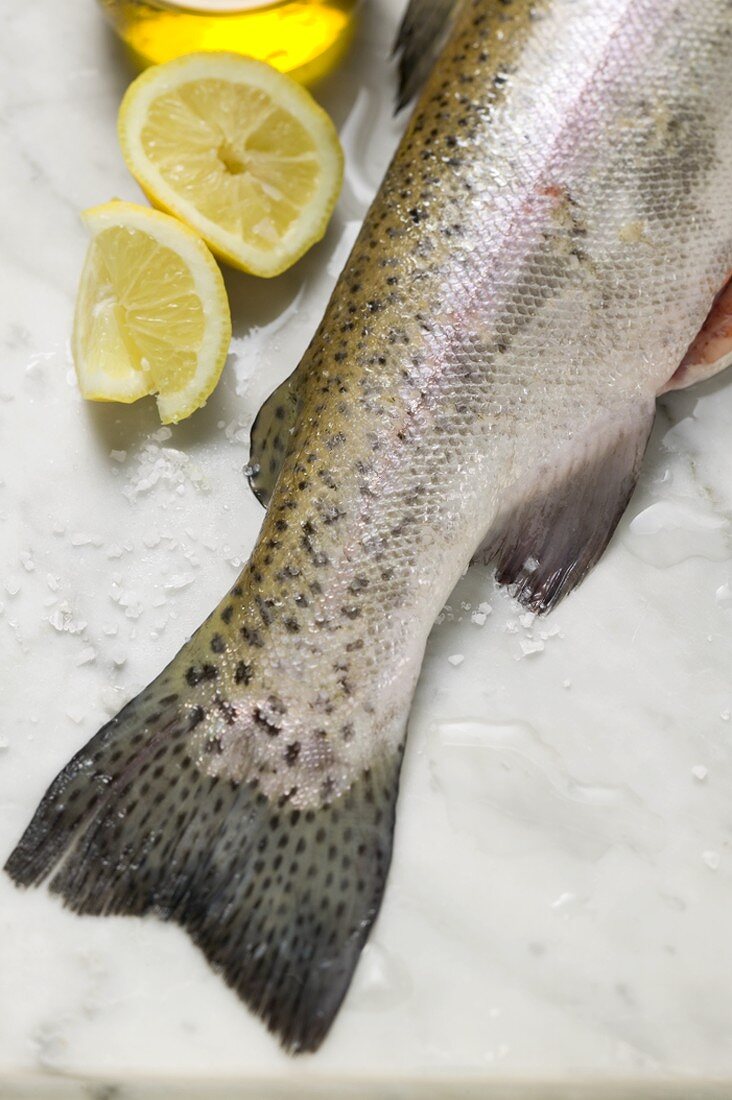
[
  {"left": 73, "top": 201, "right": 231, "bottom": 424},
  {"left": 118, "top": 53, "right": 344, "bottom": 278}
]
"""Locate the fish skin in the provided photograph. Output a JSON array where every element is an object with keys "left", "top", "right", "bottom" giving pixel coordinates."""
[{"left": 6, "top": 0, "right": 732, "bottom": 1053}]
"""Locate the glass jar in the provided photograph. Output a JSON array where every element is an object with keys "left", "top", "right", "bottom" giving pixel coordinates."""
[{"left": 98, "top": 0, "right": 358, "bottom": 84}]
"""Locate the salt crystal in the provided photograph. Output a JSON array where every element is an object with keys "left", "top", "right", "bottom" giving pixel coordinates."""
[
  {"left": 721, "top": 710, "right": 730, "bottom": 722},
  {"left": 110, "top": 450, "right": 127, "bottom": 463},
  {"left": 65, "top": 704, "right": 87, "bottom": 724},
  {"left": 75, "top": 646, "right": 97, "bottom": 666},
  {"left": 152, "top": 427, "right": 173, "bottom": 443},
  {"left": 52, "top": 522, "right": 66, "bottom": 536},
  {"left": 524, "top": 557, "right": 539, "bottom": 573},
  {"left": 691, "top": 765, "right": 708, "bottom": 782},
  {"left": 106, "top": 544, "right": 124, "bottom": 560},
  {"left": 165, "top": 572, "right": 195, "bottom": 591},
  {"left": 103, "top": 623, "right": 119, "bottom": 637},
  {"left": 47, "top": 609, "right": 66, "bottom": 631},
  {"left": 70, "top": 532, "right": 102, "bottom": 547},
  {"left": 111, "top": 650, "right": 127, "bottom": 668},
  {"left": 46, "top": 574, "right": 60, "bottom": 591},
  {"left": 471, "top": 611, "right": 487, "bottom": 626},
  {"left": 143, "top": 533, "right": 161, "bottom": 549},
  {"left": 716, "top": 582, "right": 732, "bottom": 608},
  {"left": 447, "top": 654, "right": 465, "bottom": 667},
  {"left": 518, "top": 637, "right": 545, "bottom": 657},
  {"left": 477, "top": 602, "right": 492, "bottom": 615},
  {"left": 101, "top": 687, "right": 125, "bottom": 715},
  {"left": 519, "top": 611, "right": 536, "bottom": 629},
  {"left": 0, "top": 737, "right": 9, "bottom": 751},
  {"left": 5, "top": 577, "right": 21, "bottom": 596},
  {"left": 702, "top": 850, "right": 720, "bottom": 871},
  {"left": 47, "top": 604, "right": 87, "bottom": 634},
  {"left": 20, "top": 550, "right": 35, "bottom": 572},
  {"left": 562, "top": 678, "right": 572, "bottom": 689}
]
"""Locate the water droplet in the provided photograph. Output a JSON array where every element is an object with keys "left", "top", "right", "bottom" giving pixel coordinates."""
[{"left": 625, "top": 500, "right": 729, "bottom": 566}]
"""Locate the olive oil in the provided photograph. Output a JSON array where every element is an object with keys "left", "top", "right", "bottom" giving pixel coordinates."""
[{"left": 98, "top": 0, "right": 358, "bottom": 84}]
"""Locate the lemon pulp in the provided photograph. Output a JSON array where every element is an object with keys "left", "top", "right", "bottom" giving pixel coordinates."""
[
  {"left": 73, "top": 202, "right": 231, "bottom": 423},
  {"left": 118, "top": 53, "right": 344, "bottom": 277}
]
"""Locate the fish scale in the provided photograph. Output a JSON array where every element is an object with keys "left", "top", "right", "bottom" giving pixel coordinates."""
[{"left": 7, "top": 0, "right": 732, "bottom": 1054}]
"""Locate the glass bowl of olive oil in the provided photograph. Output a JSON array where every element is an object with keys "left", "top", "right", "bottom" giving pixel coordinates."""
[{"left": 98, "top": 0, "right": 358, "bottom": 84}]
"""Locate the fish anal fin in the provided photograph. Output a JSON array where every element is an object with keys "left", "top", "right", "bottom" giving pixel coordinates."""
[
  {"left": 477, "top": 405, "right": 655, "bottom": 613},
  {"left": 393, "top": 0, "right": 460, "bottom": 111},
  {"left": 4, "top": 663, "right": 402, "bottom": 1053},
  {"left": 247, "top": 371, "right": 300, "bottom": 508},
  {"left": 661, "top": 276, "right": 732, "bottom": 394}
]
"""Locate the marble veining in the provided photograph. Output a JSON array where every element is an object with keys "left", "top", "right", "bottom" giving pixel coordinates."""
[{"left": 1, "top": 0, "right": 731, "bottom": 1094}]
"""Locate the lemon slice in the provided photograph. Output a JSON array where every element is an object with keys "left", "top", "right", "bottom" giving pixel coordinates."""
[
  {"left": 117, "top": 53, "right": 344, "bottom": 278},
  {"left": 73, "top": 200, "right": 231, "bottom": 424}
]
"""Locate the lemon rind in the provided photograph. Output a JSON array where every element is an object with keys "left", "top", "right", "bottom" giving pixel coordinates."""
[
  {"left": 74, "top": 201, "right": 232, "bottom": 423},
  {"left": 118, "top": 53, "right": 344, "bottom": 278}
]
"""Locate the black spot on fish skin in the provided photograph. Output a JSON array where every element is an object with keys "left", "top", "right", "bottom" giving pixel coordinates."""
[
  {"left": 217, "top": 699, "right": 238, "bottom": 725},
  {"left": 189, "top": 706, "right": 206, "bottom": 728},
  {"left": 235, "top": 661, "right": 253, "bottom": 684},
  {"left": 186, "top": 665, "right": 218, "bottom": 687},
  {"left": 210, "top": 634, "right": 226, "bottom": 654},
  {"left": 221, "top": 605, "right": 234, "bottom": 625},
  {"left": 241, "top": 626, "right": 264, "bottom": 648},
  {"left": 285, "top": 742, "right": 301, "bottom": 764}
]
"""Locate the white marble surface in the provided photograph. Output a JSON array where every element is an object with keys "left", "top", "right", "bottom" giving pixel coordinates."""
[{"left": 2, "top": 2, "right": 732, "bottom": 1095}]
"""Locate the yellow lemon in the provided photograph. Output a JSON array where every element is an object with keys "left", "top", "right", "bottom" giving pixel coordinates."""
[
  {"left": 72, "top": 200, "right": 231, "bottom": 424},
  {"left": 118, "top": 53, "right": 344, "bottom": 277}
]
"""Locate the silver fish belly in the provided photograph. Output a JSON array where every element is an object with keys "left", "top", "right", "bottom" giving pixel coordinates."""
[{"left": 6, "top": 0, "right": 732, "bottom": 1054}]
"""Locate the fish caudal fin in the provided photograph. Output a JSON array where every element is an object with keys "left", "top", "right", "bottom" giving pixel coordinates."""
[
  {"left": 392, "top": 0, "right": 460, "bottom": 111},
  {"left": 5, "top": 674, "right": 402, "bottom": 1052},
  {"left": 478, "top": 404, "right": 656, "bottom": 613}
]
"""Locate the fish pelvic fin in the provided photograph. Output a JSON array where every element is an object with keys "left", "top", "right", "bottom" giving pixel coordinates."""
[
  {"left": 247, "top": 369, "right": 300, "bottom": 508},
  {"left": 478, "top": 403, "right": 656, "bottom": 614},
  {"left": 4, "top": 669, "right": 403, "bottom": 1053},
  {"left": 392, "top": 0, "right": 461, "bottom": 111}
]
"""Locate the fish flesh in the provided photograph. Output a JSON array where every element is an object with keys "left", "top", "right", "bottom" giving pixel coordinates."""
[{"left": 6, "top": 0, "right": 732, "bottom": 1054}]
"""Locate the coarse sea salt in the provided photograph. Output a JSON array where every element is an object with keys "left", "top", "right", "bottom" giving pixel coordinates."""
[
  {"left": 165, "top": 572, "right": 195, "bottom": 591},
  {"left": 447, "top": 654, "right": 465, "bottom": 667}
]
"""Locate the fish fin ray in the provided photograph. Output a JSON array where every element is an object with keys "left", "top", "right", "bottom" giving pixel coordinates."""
[
  {"left": 247, "top": 371, "right": 300, "bottom": 508},
  {"left": 5, "top": 670, "right": 402, "bottom": 1053},
  {"left": 392, "top": 0, "right": 460, "bottom": 110},
  {"left": 477, "top": 404, "right": 655, "bottom": 613}
]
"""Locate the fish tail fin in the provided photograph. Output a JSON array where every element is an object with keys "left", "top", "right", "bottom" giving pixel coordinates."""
[{"left": 5, "top": 671, "right": 403, "bottom": 1052}]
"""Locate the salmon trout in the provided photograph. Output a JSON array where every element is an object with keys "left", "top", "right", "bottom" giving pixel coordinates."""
[{"left": 7, "top": 0, "right": 732, "bottom": 1054}]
